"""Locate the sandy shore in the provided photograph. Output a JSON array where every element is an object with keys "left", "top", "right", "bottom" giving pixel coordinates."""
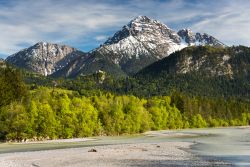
[
  {"left": 14, "top": 138, "right": 96, "bottom": 144},
  {"left": 144, "top": 130, "right": 200, "bottom": 138},
  {"left": 0, "top": 142, "right": 231, "bottom": 167}
]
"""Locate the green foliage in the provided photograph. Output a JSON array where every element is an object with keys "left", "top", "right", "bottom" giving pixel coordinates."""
[
  {"left": 147, "top": 97, "right": 170, "bottom": 130},
  {"left": 0, "top": 86, "right": 250, "bottom": 141},
  {"left": 132, "top": 46, "right": 250, "bottom": 98},
  {"left": 0, "top": 102, "right": 29, "bottom": 140},
  {"left": 0, "top": 65, "right": 27, "bottom": 107},
  {"left": 1, "top": 46, "right": 250, "bottom": 141},
  {"left": 23, "top": 46, "right": 250, "bottom": 99},
  {"left": 71, "top": 97, "right": 101, "bottom": 137},
  {"left": 191, "top": 114, "right": 207, "bottom": 128}
]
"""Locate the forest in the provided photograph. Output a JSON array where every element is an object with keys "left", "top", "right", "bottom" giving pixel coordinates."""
[{"left": 1, "top": 65, "right": 250, "bottom": 141}]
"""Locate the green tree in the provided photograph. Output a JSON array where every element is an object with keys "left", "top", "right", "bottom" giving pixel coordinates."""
[
  {"left": 191, "top": 114, "right": 207, "bottom": 128},
  {"left": 0, "top": 102, "right": 29, "bottom": 141}
]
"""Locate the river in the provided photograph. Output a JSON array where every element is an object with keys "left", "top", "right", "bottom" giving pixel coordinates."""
[
  {"left": 146, "top": 127, "right": 250, "bottom": 166},
  {"left": 0, "top": 127, "right": 249, "bottom": 166}
]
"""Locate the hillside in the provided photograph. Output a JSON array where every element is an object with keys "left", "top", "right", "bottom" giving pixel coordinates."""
[
  {"left": 6, "top": 42, "right": 85, "bottom": 76},
  {"left": 134, "top": 46, "right": 250, "bottom": 97}
]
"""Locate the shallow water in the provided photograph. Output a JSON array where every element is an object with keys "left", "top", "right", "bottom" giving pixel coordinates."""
[
  {"left": 150, "top": 127, "right": 250, "bottom": 166},
  {"left": 182, "top": 127, "right": 250, "bottom": 167},
  {"left": 0, "top": 127, "right": 249, "bottom": 166}
]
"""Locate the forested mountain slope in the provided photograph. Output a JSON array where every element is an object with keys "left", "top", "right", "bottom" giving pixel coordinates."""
[{"left": 133, "top": 46, "right": 250, "bottom": 97}]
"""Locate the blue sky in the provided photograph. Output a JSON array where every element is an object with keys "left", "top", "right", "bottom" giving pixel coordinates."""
[{"left": 0, "top": 0, "right": 250, "bottom": 58}]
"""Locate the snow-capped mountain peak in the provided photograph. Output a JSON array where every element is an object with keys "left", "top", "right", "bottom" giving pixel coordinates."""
[
  {"left": 177, "top": 29, "right": 196, "bottom": 44},
  {"left": 104, "top": 15, "right": 179, "bottom": 45},
  {"left": 178, "top": 29, "right": 226, "bottom": 47},
  {"left": 98, "top": 16, "right": 183, "bottom": 74},
  {"left": 127, "top": 15, "right": 163, "bottom": 30},
  {"left": 96, "top": 16, "right": 226, "bottom": 74}
]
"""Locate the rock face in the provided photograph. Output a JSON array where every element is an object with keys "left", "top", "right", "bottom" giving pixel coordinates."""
[
  {"left": 177, "top": 29, "right": 225, "bottom": 47},
  {"left": 177, "top": 29, "right": 196, "bottom": 44},
  {"left": 51, "top": 51, "right": 126, "bottom": 78},
  {"left": 6, "top": 42, "right": 84, "bottom": 76},
  {"left": 136, "top": 46, "right": 250, "bottom": 79}
]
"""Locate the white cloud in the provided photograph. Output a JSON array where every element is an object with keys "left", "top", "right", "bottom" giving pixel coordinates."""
[
  {"left": 190, "top": 1, "right": 250, "bottom": 46},
  {"left": 0, "top": 0, "right": 250, "bottom": 58},
  {"left": 0, "top": 0, "right": 135, "bottom": 57},
  {"left": 95, "top": 35, "right": 108, "bottom": 41}
]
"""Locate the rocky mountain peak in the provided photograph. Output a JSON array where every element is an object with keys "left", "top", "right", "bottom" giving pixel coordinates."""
[
  {"left": 127, "top": 15, "right": 162, "bottom": 30},
  {"left": 195, "top": 33, "right": 225, "bottom": 47},
  {"left": 94, "top": 16, "right": 226, "bottom": 75},
  {"left": 178, "top": 29, "right": 225, "bottom": 47},
  {"left": 104, "top": 15, "right": 178, "bottom": 45},
  {"left": 130, "top": 15, "right": 152, "bottom": 23},
  {"left": 97, "top": 16, "right": 184, "bottom": 74},
  {"left": 6, "top": 42, "right": 84, "bottom": 76},
  {"left": 177, "top": 29, "right": 196, "bottom": 44}
]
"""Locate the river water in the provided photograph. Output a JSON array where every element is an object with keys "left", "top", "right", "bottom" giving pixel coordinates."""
[
  {"left": 184, "top": 127, "right": 250, "bottom": 166},
  {"left": 0, "top": 127, "right": 250, "bottom": 166},
  {"left": 146, "top": 127, "right": 250, "bottom": 166}
]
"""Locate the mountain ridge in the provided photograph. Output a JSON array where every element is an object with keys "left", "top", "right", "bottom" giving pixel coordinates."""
[
  {"left": 134, "top": 45, "right": 250, "bottom": 97},
  {"left": 5, "top": 16, "right": 226, "bottom": 77},
  {"left": 55, "top": 16, "right": 225, "bottom": 77},
  {"left": 6, "top": 42, "right": 85, "bottom": 76}
]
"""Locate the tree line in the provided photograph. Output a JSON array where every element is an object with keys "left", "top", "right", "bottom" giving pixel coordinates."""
[
  {"left": 1, "top": 86, "right": 250, "bottom": 141},
  {"left": 1, "top": 65, "right": 250, "bottom": 141}
]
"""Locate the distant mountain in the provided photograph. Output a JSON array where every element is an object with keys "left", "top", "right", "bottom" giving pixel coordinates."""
[
  {"left": 177, "top": 29, "right": 225, "bottom": 47},
  {"left": 92, "top": 16, "right": 225, "bottom": 75},
  {"left": 5, "top": 16, "right": 225, "bottom": 78},
  {"left": 6, "top": 42, "right": 85, "bottom": 76},
  {"left": 135, "top": 46, "right": 250, "bottom": 97},
  {"left": 51, "top": 51, "right": 127, "bottom": 78}
]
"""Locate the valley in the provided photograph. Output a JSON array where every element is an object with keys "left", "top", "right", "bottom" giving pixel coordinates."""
[{"left": 0, "top": 13, "right": 250, "bottom": 167}]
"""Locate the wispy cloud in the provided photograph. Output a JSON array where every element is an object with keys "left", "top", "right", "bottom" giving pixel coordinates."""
[
  {"left": 189, "top": 0, "right": 250, "bottom": 45},
  {"left": 0, "top": 0, "right": 135, "bottom": 56},
  {"left": 95, "top": 35, "right": 108, "bottom": 42},
  {"left": 0, "top": 0, "right": 250, "bottom": 58}
]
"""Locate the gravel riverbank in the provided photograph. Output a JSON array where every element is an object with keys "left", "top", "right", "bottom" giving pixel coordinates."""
[{"left": 0, "top": 142, "right": 231, "bottom": 167}]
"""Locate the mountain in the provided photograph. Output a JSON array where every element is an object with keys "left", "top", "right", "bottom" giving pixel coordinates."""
[
  {"left": 134, "top": 46, "right": 250, "bottom": 97},
  {"left": 137, "top": 46, "right": 235, "bottom": 77},
  {"left": 6, "top": 16, "right": 225, "bottom": 78},
  {"left": 177, "top": 29, "right": 225, "bottom": 47},
  {"left": 92, "top": 16, "right": 225, "bottom": 75},
  {"left": 6, "top": 42, "right": 85, "bottom": 76},
  {"left": 51, "top": 51, "right": 126, "bottom": 78},
  {"left": 53, "top": 16, "right": 225, "bottom": 78}
]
